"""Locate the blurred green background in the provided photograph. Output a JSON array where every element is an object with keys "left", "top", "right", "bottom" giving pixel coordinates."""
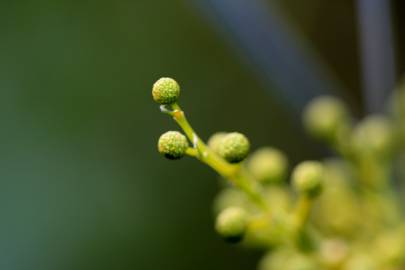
[{"left": 0, "top": 1, "right": 404, "bottom": 269}]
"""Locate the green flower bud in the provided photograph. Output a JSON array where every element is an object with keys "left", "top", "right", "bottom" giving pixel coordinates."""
[
  {"left": 373, "top": 230, "right": 405, "bottom": 265},
  {"left": 351, "top": 115, "right": 393, "bottom": 159},
  {"left": 248, "top": 147, "right": 288, "bottom": 184},
  {"left": 259, "top": 249, "right": 318, "bottom": 270},
  {"left": 215, "top": 207, "right": 248, "bottom": 243},
  {"left": 152, "top": 77, "right": 180, "bottom": 105},
  {"left": 218, "top": 132, "right": 250, "bottom": 163},
  {"left": 303, "top": 96, "right": 349, "bottom": 141},
  {"left": 292, "top": 161, "right": 324, "bottom": 198},
  {"left": 344, "top": 253, "right": 377, "bottom": 270},
  {"left": 320, "top": 239, "right": 348, "bottom": 268},
  {"left": 213, "top": 188, "right": 249, "bottom": 215},
  {"left": 207, "top": 132, "right": 228, "bottom": 154},
  {"left": 158, "top": 131, "right": 189, "bottom": 160},
  {"left": 286, "top": 255, "right": 318, "bottom": 270}
]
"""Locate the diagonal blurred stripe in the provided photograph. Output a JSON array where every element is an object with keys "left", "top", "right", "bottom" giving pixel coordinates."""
[
  {"left": 357, "top": 0, "right": 396, "bottom": 114},
  {"left": 190, "top": 0, "right": 348, "bottom": 113}
]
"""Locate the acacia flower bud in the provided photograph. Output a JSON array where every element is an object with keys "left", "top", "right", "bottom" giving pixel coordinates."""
[
  {"left": 152, "top": 77, "right": 180, "bottom": 105},
  {"left": 344, "top": 253, "right": 377, "bottom": 270},
  {"left": 215, "top": 207, "right": 248, "bottom": 243},
  {"left": 213, "top": 188, "right": 249, "bottom": 215},
  {"left": 158, "top": 131, "right": 189, "bottom": 160},
  {"left": 303, "top": 96, "right": 348, "bottom": 141},
  {"left": 248, "top": 147, "right": 288, "bottom": 184},
  {"left": 207, "top": 132, "right": 228, "bottom": 154},
  {"left": 351, "top": 115, "right": 393, "bottom": 159},
  {"left": 259, "top": 250, "right": 318, "bottom": 270},
  {"left": 218, "top": 132, "right": 250, "bottom": 163},
  {"left": 292, "top": 161, "right": 324, "bottom": 198}
]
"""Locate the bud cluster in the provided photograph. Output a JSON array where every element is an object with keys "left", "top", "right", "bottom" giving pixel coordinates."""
[{"left": 152, "top": 78, "right": 405, "bottom": 270}]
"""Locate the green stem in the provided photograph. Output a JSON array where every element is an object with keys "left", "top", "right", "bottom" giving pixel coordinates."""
[
  {"left": 169, "top": 103, "right": 269, "bottom": 212},
  {"left": 185, "top": 148, "right": 198, "bottom": 157},
  {"left": 290, "top": 195, "right": 317, "bottom": 251},
  {"left": 292, "top": 195, "right": 313, "bottom": 232}
]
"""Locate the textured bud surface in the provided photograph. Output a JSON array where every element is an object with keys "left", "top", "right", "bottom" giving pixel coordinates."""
[
  {"left": 303, "top": 96, "right": 348, "bottom": 140},
  {"left": 152, "top": 77, "right": 180, "bottom": 104},
  {"left": 158, "top": 131, "right": 189, "bottom": 160},
  {"left": 292, "top": 161, "right": 324, "bottom": 197},
  {"left": 215, "top": 207, "right": 248, "bottom": 243},
  {"left": 218, "top": 132, "right": 250, "bottom": 163},
  {"left": 248, "top": 147, "right": 288, "bottom": 183}
]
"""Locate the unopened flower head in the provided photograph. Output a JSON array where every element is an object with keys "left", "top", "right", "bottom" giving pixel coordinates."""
[
  {"left": 218, "top": 132, "right": 250, "bottom": 163},
  {"left": 158, "top": 131, "right": 189, "bottom": 160},
  {"left": 259, "top": 249, "right": 318, "bottom": 270},
  {"left": 303, "top": 96, "right": 349, "bottom": 141},
  {"left": 351, "top": 115, "right": 394, "bottom": 159},
  {"left": 152, "top": 77, "right": 180, "bottom": 105},
  {"left": 215, "top": 207, "right": 248, "bottom": 243},
  {"left": 248, "top": 147, "right": 288, "bottom": 184},
  {"left": 292, "top": 161, "right": 324, "bottom": 198},
  {"left": 344, "top": 253, "right": 377, "bottom": 270}
]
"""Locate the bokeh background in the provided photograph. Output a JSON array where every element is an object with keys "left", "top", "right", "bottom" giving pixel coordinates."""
[{"left": 0, "top": 1, "right": 404, "bottom": 269}]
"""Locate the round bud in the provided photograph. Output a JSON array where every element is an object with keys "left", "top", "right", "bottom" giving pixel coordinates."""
[
  {"left": 259, "top": 250, "right": 318, "bottom": 270},
  {"left": 215, "top": 207, "right": 248, "bottom": 243},
  {"left": 248, "top": 147, "right": 288, "bottom": 184},
  {"left": 213, "top": 188, "right": 249, "bottom": 215},
  {"left": 218, "top": 132, "right": 250, "bottom": 163},
  {"left": 373, "top": 231, "right": 405, "bottom": 265},
  {"left": 158, "top": 131, "right": 189, "bottom": 160},
  {"left": 344, "top": 253, "right": 376, "bottom": 270},
  {"left": 207, "top": 132, "right": 228, "bottom": 154},
  {"left": 320, "top": 239, "right": 348, "bottom": 267},
  {"left": 152, "top": 77, "right": 180, "bottom": 105},
  {"left": 286, "top": 255, "right": 318, "bottom": 270},
  {"left": 292, "top": 161, "right": 324, "bottom": 198},
  {"left": 303, "top": 96, "right": 349, "bottom": 141},
  {"left": 351, "top": 115, "right": 393, "bottom": 159}
]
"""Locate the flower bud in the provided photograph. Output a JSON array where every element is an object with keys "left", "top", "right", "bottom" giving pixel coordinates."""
[
  {"left": 218, "top": 132, "right": 250, "bottom": 163},
  {"left": 207, "top": 132, "right": 228, "bottom": 154},
  {"left": 259, "top": 249, "right": 318, "bottom": 270},
  {"left": 320, "top": 239, "right": 348, "bottom": 268},
  {"left": 215, "top": 207, "right": 248, "bottom": 243},
  {"left": 292, "top": 161, "right": 324, "bottom": 198},
  {"left": 158, "top": 131, "right": 189, "bottom": 160},
  {"left": 248, "top": 147, "right": 288, "bottom": 184},
  {"left": 344, "top": 253, "right": 377, "bottom": 270},
  {"left": 351, "top": 115, "right": 393, "bottom": 159},
  {"left": 213, "top": 188, "right": 249, "bottom": 215},
  {"left": 303, "top": 96, "right": 349, "bottom": 141},
  {"left": 152, "top": 77, "right": 180, "bottom": 105}
]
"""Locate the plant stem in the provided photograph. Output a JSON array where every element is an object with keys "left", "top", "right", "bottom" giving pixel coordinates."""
[
  {"left": 292, "top": 195, "right": 313, "bottom": 231},
  {"left": 169, "top": 103, "right": 270, "bottom": 212},
  {"left": 290, "top": 195, "right": 318, "bottom": 250}
]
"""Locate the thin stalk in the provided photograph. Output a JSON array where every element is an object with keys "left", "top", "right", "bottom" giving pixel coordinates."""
[
  {"left": 167, "top": 103, "right": 270, "bottom": 212},
  {"left": 292, "top": 195, "right": 313, "bottom": 231},
  {"left": 290, "top": 195, "right": 318, "bottom": 251}
]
